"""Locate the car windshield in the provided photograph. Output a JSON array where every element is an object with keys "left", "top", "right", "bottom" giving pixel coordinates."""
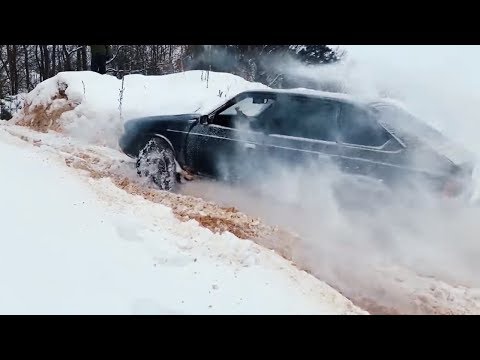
[{"left": 219, "top": 96, "right": 275, "bottom": 117}]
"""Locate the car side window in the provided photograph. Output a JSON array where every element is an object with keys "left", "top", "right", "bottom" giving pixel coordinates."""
[
  {"left": 218, "top": 96, "right": 275, "bottom": 117},
  {"left": 338, "top": 104, "right": 391, "bottom": 147},
  {"left": 265, "top": 97, "right": 340, "bottom": 142},
  {"left": 211, "top": 95, "right": 276, "bottom": 131}
]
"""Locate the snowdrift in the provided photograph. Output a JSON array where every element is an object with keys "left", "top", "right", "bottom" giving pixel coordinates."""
[{"left": 12, "top": 70, "right": 269, "bottom": 148}]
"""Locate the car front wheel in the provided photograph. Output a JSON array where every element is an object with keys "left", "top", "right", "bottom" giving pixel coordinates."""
[{"left": 136, "top": 138, "right": 176, "bottom": 191}]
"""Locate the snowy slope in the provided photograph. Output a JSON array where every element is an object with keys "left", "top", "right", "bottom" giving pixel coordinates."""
[{"left": 0, "top": 127, "right": 365, "bottom": 314}]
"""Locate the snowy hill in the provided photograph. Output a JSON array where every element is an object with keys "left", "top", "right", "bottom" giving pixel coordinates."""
[{"left": 0, "top": 71, "right": 366, "bottom": 314}]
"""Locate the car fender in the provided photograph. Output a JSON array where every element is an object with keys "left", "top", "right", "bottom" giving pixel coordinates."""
[
  {"left": 152, "top": 133, "right": 175, "bottom": 154},
  {"left": 150, "top": 133, "right": 186, "bottom": 174}
]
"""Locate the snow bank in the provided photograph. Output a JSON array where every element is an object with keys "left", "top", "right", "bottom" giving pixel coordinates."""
[
  {"left": 0, "top": 127, "right": 364, "bottom": 314},
  {"left": 12, "top": 70, "right": 269, "bottom": 148}
]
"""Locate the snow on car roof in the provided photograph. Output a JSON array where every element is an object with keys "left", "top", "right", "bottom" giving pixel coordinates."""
[{"left": 238, "top": 88, "right": 377, "bottom": 107}]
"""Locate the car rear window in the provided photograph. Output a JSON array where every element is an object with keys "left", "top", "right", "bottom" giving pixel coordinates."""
[{"left": 338, "top": 104, "right": 391, "bottom": 147}]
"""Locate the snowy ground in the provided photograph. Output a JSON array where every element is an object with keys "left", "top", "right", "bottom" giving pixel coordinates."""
[
  {"left": 0, "top": 126, "right": 364, "bottom": 314},
  {"left": 3, "top": 68, "right": 480, "bottom": 314}
]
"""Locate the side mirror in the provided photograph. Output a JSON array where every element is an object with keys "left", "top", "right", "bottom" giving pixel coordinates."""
[
  {"left": 199, "top": 115, "right": 209, "bottom": 125},
  {"left": 253, "top": 97, "right": 267, "bottom": 104}
]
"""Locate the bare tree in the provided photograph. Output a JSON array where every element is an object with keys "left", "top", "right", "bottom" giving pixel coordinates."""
[
  {"left": 51, "top": 45, "right": 56, "bottom": 77},
  {"left": 62, "top": 45, "right": 72, "bottom": 71},
  {"left": 81, "top": 46, "right": 88, "bottom": 70},
  {"left": 23, "top": 45, "right": 31, "bottom": 91},
  {"left": 42, "top": 45, "right": 50, "bottom": 80},
  {"left": 76, "top": 47, "right": 83, "bottom": 71},
  {"left": 6, "top": 45, "right": 19, "bottom": 95}
]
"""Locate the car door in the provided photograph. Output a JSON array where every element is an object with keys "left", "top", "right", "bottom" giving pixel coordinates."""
[
  {"left": 261, "top": 95, "right": 343, "bottom": 175},
  {"left": 183, "top": 94, "right": 274, "bottom": 181},
  {"left": 335, "top": 102, "right": 406, "bottom": 184}
]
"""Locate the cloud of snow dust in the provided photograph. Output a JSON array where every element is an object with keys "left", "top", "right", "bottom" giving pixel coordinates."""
[{"left": 183, "top": 46, "right": 480, "bottom": 313}]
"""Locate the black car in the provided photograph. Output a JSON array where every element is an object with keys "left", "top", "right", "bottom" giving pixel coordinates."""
[{"left": 119, "top": 89, "right": 475, "bottom": 199}]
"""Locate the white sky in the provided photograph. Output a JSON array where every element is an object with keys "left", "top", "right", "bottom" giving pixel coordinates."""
[{"left": 336, "top": 45, "right": 480, "bottom": 87}]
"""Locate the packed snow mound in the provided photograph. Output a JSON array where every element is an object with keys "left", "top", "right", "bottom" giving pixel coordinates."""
[{"left": 12, "top": 70, "right": 269, "bottom": 148}]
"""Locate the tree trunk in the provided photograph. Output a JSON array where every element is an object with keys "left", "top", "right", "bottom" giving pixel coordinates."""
[
  {"left": 13, "top": 45, "right": 18, "bottom": 94},
  {"left": 63, "top": 45, "right": 72, "bottom": 71},
  {"left": 51, "top": 45, "right": 56, "bottom": 77},
  {"left": 81, "top": 46, "right": 88, "bottom": 70},
  {"left": 38, "top": 45, "right": 47, "bottom": 81},
  {"left": 42, "top": 45, "right": 50, "bottom": 80},
  {"left": 57, "top": 46, "right": 64, "bottom": 72},
  {"left": 23, "top": 45, "right": 31, "bottom": 91},
  {"left": 6, "top": 45, "right": 19, "bottom": 94},
  {"left": 76, "top": 49, "right": 82, "bottom": 71},
  {"left": 35, "top": 45, "right": 43, "bottom": 81}
]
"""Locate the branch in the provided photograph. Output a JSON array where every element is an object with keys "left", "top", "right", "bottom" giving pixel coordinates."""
[
  {"left": 106, "top": 67, "right": 147, "bottom": 76},
  {"left": 268, "top": 73, "right": 282, "bottom": 87},
  {"left": 106, "top": 45, "right": 125, "bottom": 65},
  {"left": 118, "top": 76, "right": 125, "bottom": 120},
  {"left": 0, "top": 57, "right": 7, "bottom": 73},
  {"left": 259, "top": 45, "right": 268, "bottom": 56},
  {"left": 0, "top": 55, "right": 11, "bottom": 82},
  {"left": 0, "top": 48, "right": 6, "bottom": 73},
  {"left": 67, "top": 45, "right": 85, "bottom": 57}
]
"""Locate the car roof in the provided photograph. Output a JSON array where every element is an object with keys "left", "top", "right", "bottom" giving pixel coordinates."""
[{"left": 239, "top": 88, "right": 374, "bottom": 108}]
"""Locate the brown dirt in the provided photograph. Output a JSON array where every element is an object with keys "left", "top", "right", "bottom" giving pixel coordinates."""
[
  {"left": 354, "top": 298, "right": 402, "bottom": 315},
  {"left": 15, "top": 82, "right": 77, "bottom": 133},
  {"left": 44, "top": 144, "right": 279, "bottom": 244},
  {"left": 111, "top": 175, "right": 276, "bottom": 241}
]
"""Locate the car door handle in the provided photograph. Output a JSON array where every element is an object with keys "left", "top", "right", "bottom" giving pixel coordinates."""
[{"left": 244, "top": 143, "right": 256, "bottom": 149}]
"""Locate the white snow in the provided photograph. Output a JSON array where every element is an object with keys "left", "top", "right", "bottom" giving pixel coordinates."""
[{"left": 0, "top": 126, "right": 364, "bottom": 315}]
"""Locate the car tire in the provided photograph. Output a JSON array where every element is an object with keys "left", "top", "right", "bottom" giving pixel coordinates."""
[{"left": 136, "top": 138, "right": 176, "bottom": 191}]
